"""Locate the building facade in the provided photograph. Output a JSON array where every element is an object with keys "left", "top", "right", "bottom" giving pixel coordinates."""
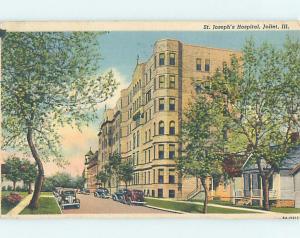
[{"left": 85, "top": 39, "right": 241, "bottom": 199}]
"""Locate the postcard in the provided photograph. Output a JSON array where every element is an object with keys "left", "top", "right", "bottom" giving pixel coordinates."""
[{"left": 0, "top": 21, "right": 300, "bottom": 219}]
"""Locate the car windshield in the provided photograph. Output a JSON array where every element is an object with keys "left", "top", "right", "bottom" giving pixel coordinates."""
[{"left": 63, "top": 191, "right": 75, "bottom": 196}]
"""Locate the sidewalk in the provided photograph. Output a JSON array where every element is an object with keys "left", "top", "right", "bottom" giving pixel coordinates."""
[
  {"left": 6, "top": 193, "right": 33, "bottom": 216},
  {"left": 148, "top": 198, "right": 276, "bottom": 214}
]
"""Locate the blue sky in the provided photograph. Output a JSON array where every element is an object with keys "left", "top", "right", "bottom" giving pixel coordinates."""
[{"left": 98, "top": 31, "right": 300, "bottom": 83}]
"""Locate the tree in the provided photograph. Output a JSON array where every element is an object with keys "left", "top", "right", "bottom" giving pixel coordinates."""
[
  {"left": 4, "top": 156, "right": 22, "bottom": 191},
  {"left": 118, "top": 162, "right": 134, "bottom": 188},
  {"left": 2, "top": 32, "right": 117, "bottom": 208},
  {"left": 19, "top": 159, "right": 38, "bottom": 194},
  {"left": 178, "top": 92, "right": 225, "bottom": 213},
  {"left": 96, "top": 171, "right": 109, "bottom": 188},
  {"left": 209, "top": 37, "right": 300, "bottom": 210},
  {"left": 73, "top": 176, "right": 86, "bottom": 190},
  {"left": 107, "top": 152, "right": 122, "bottom": 190}
]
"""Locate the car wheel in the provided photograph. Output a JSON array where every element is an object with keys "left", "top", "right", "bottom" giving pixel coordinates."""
[{"left": 76, "top": 204, "right": 80, "bottom": 209}]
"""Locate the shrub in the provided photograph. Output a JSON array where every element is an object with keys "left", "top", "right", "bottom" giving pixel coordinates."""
[
  {"left": 3, "top": 192, "right": 23, "bottom": 206},
  {"left": 2, "top": 186, "right": 7, "bottom": 191}
]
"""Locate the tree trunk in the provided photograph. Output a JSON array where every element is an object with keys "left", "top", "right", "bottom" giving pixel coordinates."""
[
  {"left": 200, "top": 177, "right": 208, "bottom": 214},
  {"left": 125, "top": 181, "right": 127, "bottom": 189},
  {"left": 261, "top": 175, "right": 270, "bottom": 211},
  {"left": 27, "top": 127, "right": 44, "bottom": 209},
  {"left": 28, "top": 182, "right": 32, "bottom": 194},
  {"left": 13, "top": 181, "right": 16, "bottom": 191}
]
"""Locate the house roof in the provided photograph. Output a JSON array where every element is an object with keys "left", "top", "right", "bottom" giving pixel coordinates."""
[
  {"left": 243, "top": 145, "right": 300, "bottom": 174},
  {"left": 281, "top": 145, "right": 300, "bottom": 170}
]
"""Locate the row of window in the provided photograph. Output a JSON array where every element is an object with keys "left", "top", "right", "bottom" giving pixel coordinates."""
[
  {"left": 196, "top": 58, "right": 210, "bottom": 72},
  {"left": 131, "top": 143, "right": 177, "bottom": 165},
  {"left": 131, "top": 168, "right": 176, "bottom": 185}
]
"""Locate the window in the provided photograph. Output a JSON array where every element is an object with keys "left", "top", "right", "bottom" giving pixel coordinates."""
[
  {"left": 169, "top": 98, "right": 175, "bottom": 111},
  {"left": 196, "top": 58, "right": 202, "bottom": 71},
  {"left": 158, "top": 189, "right": 163, "bottom": 198},
  {"left": 169, "top": 144, "right": 175, "bottom": 159},
  {"left": 169, "top": 121, "right": 175, "bottom": 135},
  {"left": 159, "top": 53, "right": 165, "bottom": 65},
  {"left": 169, "top": 169, "right": 175, "bottom": 184},
  {"left": 159, "top": 121, "right": 165, "bottom": 135},
  {"left": 148, "top": 150, "right": 150, "bottom": 162},
  {"left": 158, "top": 144, "right": 164, "bottom": 159},
  {"left": 205, "top": 59, "right": 210, "bottom": 72},
  {"left": 153, "top": 122, "right": 156, "bottom": 136},
  {"left": 152, "top": 190, "right": 155, "bottom": 197},
  {"left": 133, "top": 133, "right": 136, "bottom": 149},
  {"left": 144, "top": 150, "right": 147, "bottom": 163},
  {"left": 159, "top": 75, "right": 165, "bottom": 88},
  {"left": 148, "top": 171, "right": 150, "bottom": 184},
  {"left": 145, "top": 131, "right": 147, "bottom": 142},
  {"left": 159, "top": 98, "right": 165, "bottom": 111},
  {"left": 169, "top": 75, "right": 175, "bottom": 88},
  {"left": 153, "top": 169, "right": 156, "bottom": 183},
  {"left": 137, "top": 131, "right": 139, "bottom": 147},
  {"left": 158, "top": 169, "right": 164, "bottom": 184},
  {"left": 169, "top": 53, "right": 175, "bottom": 65},
  {"left": 154, "top": 55, "right": 157, "bottom": 68},
  {"left": 148, "top": 129, "right": 151, "bottom": 140},
  {"left": 169, "top": 190, "right": 175, "bottom": 198},
  {"left": 145, "top": 89, "right": 152, "bottom": 103}
]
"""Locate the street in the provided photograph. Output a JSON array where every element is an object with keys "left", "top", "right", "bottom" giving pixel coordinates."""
[{"left": 62, "top": 194, "right": 169, "bottom": 214}]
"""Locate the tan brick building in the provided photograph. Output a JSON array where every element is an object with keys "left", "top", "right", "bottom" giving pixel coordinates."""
[{"left": 85, "top": 39, "right": 241, "bottom": 199}]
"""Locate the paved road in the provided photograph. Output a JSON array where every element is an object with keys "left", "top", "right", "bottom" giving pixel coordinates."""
[{"left": 62, "top": 194, "right": 169, "bottom": 214}]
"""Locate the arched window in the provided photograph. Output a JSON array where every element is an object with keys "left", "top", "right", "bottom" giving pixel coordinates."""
[
  {"left": 169, "top": 121, "right": 175, "bottom": 135},
  {"left": 159, "top": 121, "right": 165, "bottom": 135},
  {"left": 154, "top": 122, "right": 156, "bottom": 136}
]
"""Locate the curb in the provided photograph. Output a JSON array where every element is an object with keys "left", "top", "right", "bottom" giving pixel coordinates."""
[{"left": 145, "top": 205, "right": 186, "bottom": 214}]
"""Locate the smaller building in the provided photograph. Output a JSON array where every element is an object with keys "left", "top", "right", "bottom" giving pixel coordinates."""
[
  {"left": 234, "top": 145, "right": 300, "bottom": 208},
  {"left": 84, "top": 149, "right": 99, "bottom": 192}
]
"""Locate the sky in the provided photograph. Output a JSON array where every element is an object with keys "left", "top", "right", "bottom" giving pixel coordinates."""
[{"left": 3, "top": 30, "right": 300, "bottom": 177}]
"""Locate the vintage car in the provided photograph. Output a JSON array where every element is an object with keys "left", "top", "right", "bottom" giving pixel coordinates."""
[
  {"left": 112, "top": 189, "right": 129, "bottom": 203},
  {"left": 112, "top": 190, "right": 124, "bottom": 202},
  {"left": 94, "top": 188, "right": 110, "bottom": 198},
  {"left": 59, "top": 189, "right": 80, "bottom": 209},
  {"left": 122, "top": 189, "right": 145, "bottom": 205}
]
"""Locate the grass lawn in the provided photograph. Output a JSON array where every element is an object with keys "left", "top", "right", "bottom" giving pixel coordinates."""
[
  {"left": 1, "top": 191, "right": 28, "bottom": 215},
  {"left": 145, "top": 198, "right": 257, "bottom": 214},
  {"left": 20, "top": 197, "right": 61, "bottom": 215},
  {"left": 271, "top": 207, "right": 300, "bottom": 213}
]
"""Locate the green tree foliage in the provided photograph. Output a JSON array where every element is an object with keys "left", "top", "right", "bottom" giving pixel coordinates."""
[
  {"left": 42, "top": 172, "right": 85, "bottom": 191},
  {"left": 1, "top": 32, "right": 117, "bottom": 208},
  {"left": 19, "top": 159, "right": 38, "bottom": 194},
  {"left": 209, "top": 37, "right": 300, "bottom": 210},
  {"left": 118, "top": 162, "right": 134, "bottom": 188},
  {"left": 96, "top": 171, "right": 109, "bottom": 188},
  {"left": 3, "top": 156, "right": 23, "bottom": 191},
  {"left": 178, "top": 90, "right": 226, "bottom": 213}
]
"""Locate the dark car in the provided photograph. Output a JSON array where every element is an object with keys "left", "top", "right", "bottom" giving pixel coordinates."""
[
  {"left": 94, "top": 188, "right": 110, "bottom": 199},
  {"left": 59, "top": 188, "right": 80, "bottom": 209},
  {"left": 122, "top": 189, "right": 145, "bottom": 205},
  {"left": 112, "top": 190, "right": 126, "bottom": 202}
]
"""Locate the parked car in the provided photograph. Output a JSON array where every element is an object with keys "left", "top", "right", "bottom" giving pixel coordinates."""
[
  {"left": 59, "top": 188, "right": 80, "bottom": 209},
  {"left": 112, "top": 189, "right": 129, "bottom": 203},
  {"left": 122, "top": 189, "right": 145, "bottom": 205},
  {"left": 112, "top": 190, "right": 124, "bottom": 202},
  {"left": 94, "top": 188, "right": 110, "bottom": 198},
  {"left": 79, "top": 188, "right": 90, "bottom": 195}
]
